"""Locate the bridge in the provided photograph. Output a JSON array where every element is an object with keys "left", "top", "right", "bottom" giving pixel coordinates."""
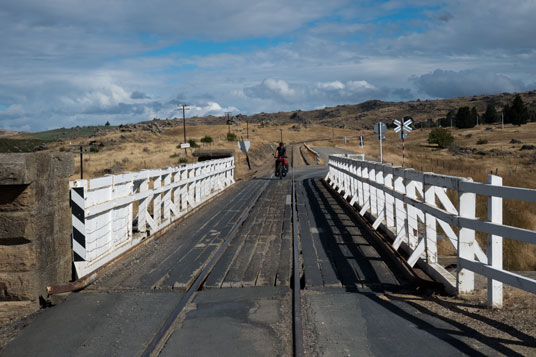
[{"left": 1, "top": 145, "right": 535, "bottom": 356}]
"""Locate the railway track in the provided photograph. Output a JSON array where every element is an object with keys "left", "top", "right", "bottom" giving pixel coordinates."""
[{"left": 142, "top": 147, "right": 304, "bottom": 356}]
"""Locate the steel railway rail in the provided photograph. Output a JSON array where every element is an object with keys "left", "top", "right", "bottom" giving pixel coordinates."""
[{"left": 141, "top": 146, "right": 304, "bottom": 357}]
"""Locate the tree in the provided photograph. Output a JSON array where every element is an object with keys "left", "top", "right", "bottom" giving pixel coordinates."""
[
  {"left": 105, "top": 121, "right": 110, "bottom": 126},
  {"left": 200, "top": 135, "right": 213, "bottom": 144},
  {"left": 226, "top": 132, "right": 237, "bottom": 141},
  {"left": 482, "top": 104, "right": 498, "bottom": 123},
  {"left": 437, "top": 117, "right": 449, "bottom": 127},
  {"left": 503, "top": 104, "right": 512, "bottom": 124},
  {"left": 455, "top": 107, "right": 475, "bottom": 128},
  {"left": 428, "top": 128, "right": 454, "bottom": 148},
  {"left": 445, "top": 110, "right": 456, "bottom": 128},
  {"left": 510, "top": 95, "right": 528, "bottom": 126}
]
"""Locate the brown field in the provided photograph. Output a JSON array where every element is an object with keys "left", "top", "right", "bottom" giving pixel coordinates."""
[{"left": 40, "top": 121, "right": 536, "bottom": 270}]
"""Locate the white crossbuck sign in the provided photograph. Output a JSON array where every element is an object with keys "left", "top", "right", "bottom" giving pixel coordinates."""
[{"left": 393, "top": 118, "right": 413, "bottom": 133}]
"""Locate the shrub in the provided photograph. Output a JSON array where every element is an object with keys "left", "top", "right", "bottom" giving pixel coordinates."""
[
  {"left": 465, "top": 133, "right": 472, "bottom": 138},
  {"left": 427, "top": 128, "right": 454, "bottom": 148},
  {"left": 178, "top": 157, "right": 188, "bottom": 164},
  {"left": 200, "top": 135, "right": 213, "bottom": 144},
  {"left": 59, "top": 146, "right": 66, "bottom": 152},
  {"left": 476, "top": 138, "right": 488, "bottom": 145},
  {"left": 89, "top": 146, "right": 99, "bottom": 153},
  {"left": 226, "top": 132, "right": 237, "bottom": 141},
  {"left": 170, "top": 153, "right": 179, "bottom": 158},
  {"left": 188, "top": 139, "right": 200, "bottom": 148}
]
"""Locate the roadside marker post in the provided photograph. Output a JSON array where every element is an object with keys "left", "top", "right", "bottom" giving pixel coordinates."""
[
  {"left": 238, "top": 137, "right": 251, "bottom": 170},
  {"left": 374, "top": 122, "right": 386, "bottom": 163}
]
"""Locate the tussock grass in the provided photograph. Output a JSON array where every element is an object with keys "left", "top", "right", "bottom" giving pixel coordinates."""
[
  {"left": 335, "top": 122, "right": 536, "bottom": 270},
  {"left": 36, "top": 120, "right": 536, "bottom": 270}
]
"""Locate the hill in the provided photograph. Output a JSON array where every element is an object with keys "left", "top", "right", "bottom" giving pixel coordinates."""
[{"left": 185, "top": 90, "right": 536, "bottom": 130}]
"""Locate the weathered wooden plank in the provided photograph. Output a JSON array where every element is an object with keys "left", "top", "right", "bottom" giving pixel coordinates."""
[
  {"left": 297, "top": 184, "right": 323, "bottom": 288},
  {"left": 221, "top": 184, "right": 277, "bottom": 287},
  {"left": 304, "top": 179, "right": 341, "bottom": 288},
  {"left": 255, "top": 185, "right": 286, "bottom": 286}
]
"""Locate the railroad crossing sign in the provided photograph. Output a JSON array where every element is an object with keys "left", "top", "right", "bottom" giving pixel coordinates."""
[
  {"left": 393, "top": 118, "right": 413, "bottom": 134},
  {"left": 393, "top": 118, "right": 412, "bottom": 167}
]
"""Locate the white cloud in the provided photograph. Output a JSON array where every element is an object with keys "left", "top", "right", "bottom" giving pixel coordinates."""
[
  {"left": 316, "top": 81, "right": 345, "bottom": 90},
  {"left": 411, "top": 69, "right": 526, "bottom": 98},
  {"left": 2, "top": 1, "right": 536, "bottom": 130},
  {"left": 244, "top": 79, "right": 299, "bottom": 102},
  {"left": 189, "top": 102, "right": 240, "bottom": 117}
]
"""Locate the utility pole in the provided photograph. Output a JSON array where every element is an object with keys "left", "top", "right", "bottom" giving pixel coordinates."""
[
  {"left": 246, "top": 120, "right": 249, "bottom": 139},
  {"left": 80, "top": 146, "right": 83, "bottom": 179},
  {"left": 280, "top": 129, "right": 283, "bottom": 142},
  {"left": 225, "top": 112, "right": 232, "bottom": 134},
  {"left": 178, "top": 104, "right": 190, "bottom": 156},
  {"left": 501, "top": 112, "right": 504, "bottom": 129}
]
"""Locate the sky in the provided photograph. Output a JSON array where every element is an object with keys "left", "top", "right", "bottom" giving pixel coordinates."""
[{"left": 1, "top": 0, "right": 536, "bottom": 131}]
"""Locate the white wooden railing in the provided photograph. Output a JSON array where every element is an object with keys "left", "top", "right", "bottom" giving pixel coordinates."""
[
  {"left": 326, "top": 154, "right": 536, "bottom": 308},
  {"left": 70, "top": 157, "right": 235, "bottom": 278},
  {"left": 303, "top": 143, "right": 320, "bottom": 164}
]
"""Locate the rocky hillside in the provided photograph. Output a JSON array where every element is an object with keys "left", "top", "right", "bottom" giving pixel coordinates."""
[{"left": 186, "top": 90, "right": 536, "bottom": 130}]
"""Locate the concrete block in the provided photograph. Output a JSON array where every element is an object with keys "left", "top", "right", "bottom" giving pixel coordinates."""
[
  {"left": 0, "top": 152, "right": 73, "bottom": 185},
  {"left": 0, "top": 212, "right": 28, "bottom": 241},
  {"left": 0, "top": 184, "right": 32, "bottom": 211},
  {"left": 0, "top": 243, "right": 37, "bottom": 272},
  {"left": 0, "top": 155, "right": 28, "bottom": 185},
  {"left": 0, "top": 271, "right": 39, "bottom": 301},
  {"left": 0, "top": 152, "right": 74, "bottom": 302}
]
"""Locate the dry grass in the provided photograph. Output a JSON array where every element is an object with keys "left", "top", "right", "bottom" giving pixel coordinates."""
[
  {"left": 45, "top": 121, "right": 536, "bottom": 270},
  {"left": 332, "top": 122, "right": 536, "bottom": 270}
]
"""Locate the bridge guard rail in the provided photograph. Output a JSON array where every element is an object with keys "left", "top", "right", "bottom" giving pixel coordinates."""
[
  {"left": 326, "top": 154, "right": 536, "bottom": 308},
  {"left": 70, "top": 157, "right": 235, "bottom": 278},
  {"left": 303, "top": 143, "right": 320, "bottom": 164}
]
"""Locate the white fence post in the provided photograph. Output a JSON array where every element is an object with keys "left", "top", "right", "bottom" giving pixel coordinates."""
[
  {"left": 384, "top": 166, "right": 395, "bottom": 230},
  {"left": 458, "top": 184, "right": 476, "bottom": 294},
  {"left": 393, "top": 169, "right": 407, "bottom": 250},
  {"left": 70, "top": 157, "right": 235, "bottom": 278},
  {"left": 424, "top": 180, "right": 438, "bottom": 264},
  {"left": 406, "top": 174, "right": 419, "bottom": 250},
  {"left": 488, "top": 174, "right": 503, "bottom": 307},
  {"left": 326, "top": 155, "right": 536, "bottom": 302}
]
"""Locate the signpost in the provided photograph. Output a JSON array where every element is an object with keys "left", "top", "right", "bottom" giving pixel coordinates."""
[
  {"left": 238, "top": 137, "right": 251, "bottom": 170},
  {"left": 359, "top": 136, "right": 364, "bottom": 147},
  {"left": 374, "top": 122, "right": 386, "bottom": 163},
  {"left": 393, "top": 118, "right": 413, "bottom": 167}
]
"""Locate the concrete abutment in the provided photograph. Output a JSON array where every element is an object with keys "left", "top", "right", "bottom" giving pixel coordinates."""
[{"left": 0, "top": 153, "right": 73, "bottom": 309}]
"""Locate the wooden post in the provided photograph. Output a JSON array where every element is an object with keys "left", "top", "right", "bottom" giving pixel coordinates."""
[
  {"left": 458, "top": 185, "right": 476, "bottom": 294},
  {"left": 424, "top": 182, "right": 438, "bottom": 264},
  {"left": 488, "top": 174, "right": 503, "bottom": 308},
  {"left": 393, "top": 171, "right": 407, "bottom": 250},
  {"left": 406, "top": 174, "right": 418, "bottom": 249},
  {"left": 384, "top": 168, "right": 395, "bottom": 229},
  {"left": 153, "top": 174, "right": 162, "bottom": 227},
  {"left": 369, "top": 165, "right": 377, "bottom": 216}
]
